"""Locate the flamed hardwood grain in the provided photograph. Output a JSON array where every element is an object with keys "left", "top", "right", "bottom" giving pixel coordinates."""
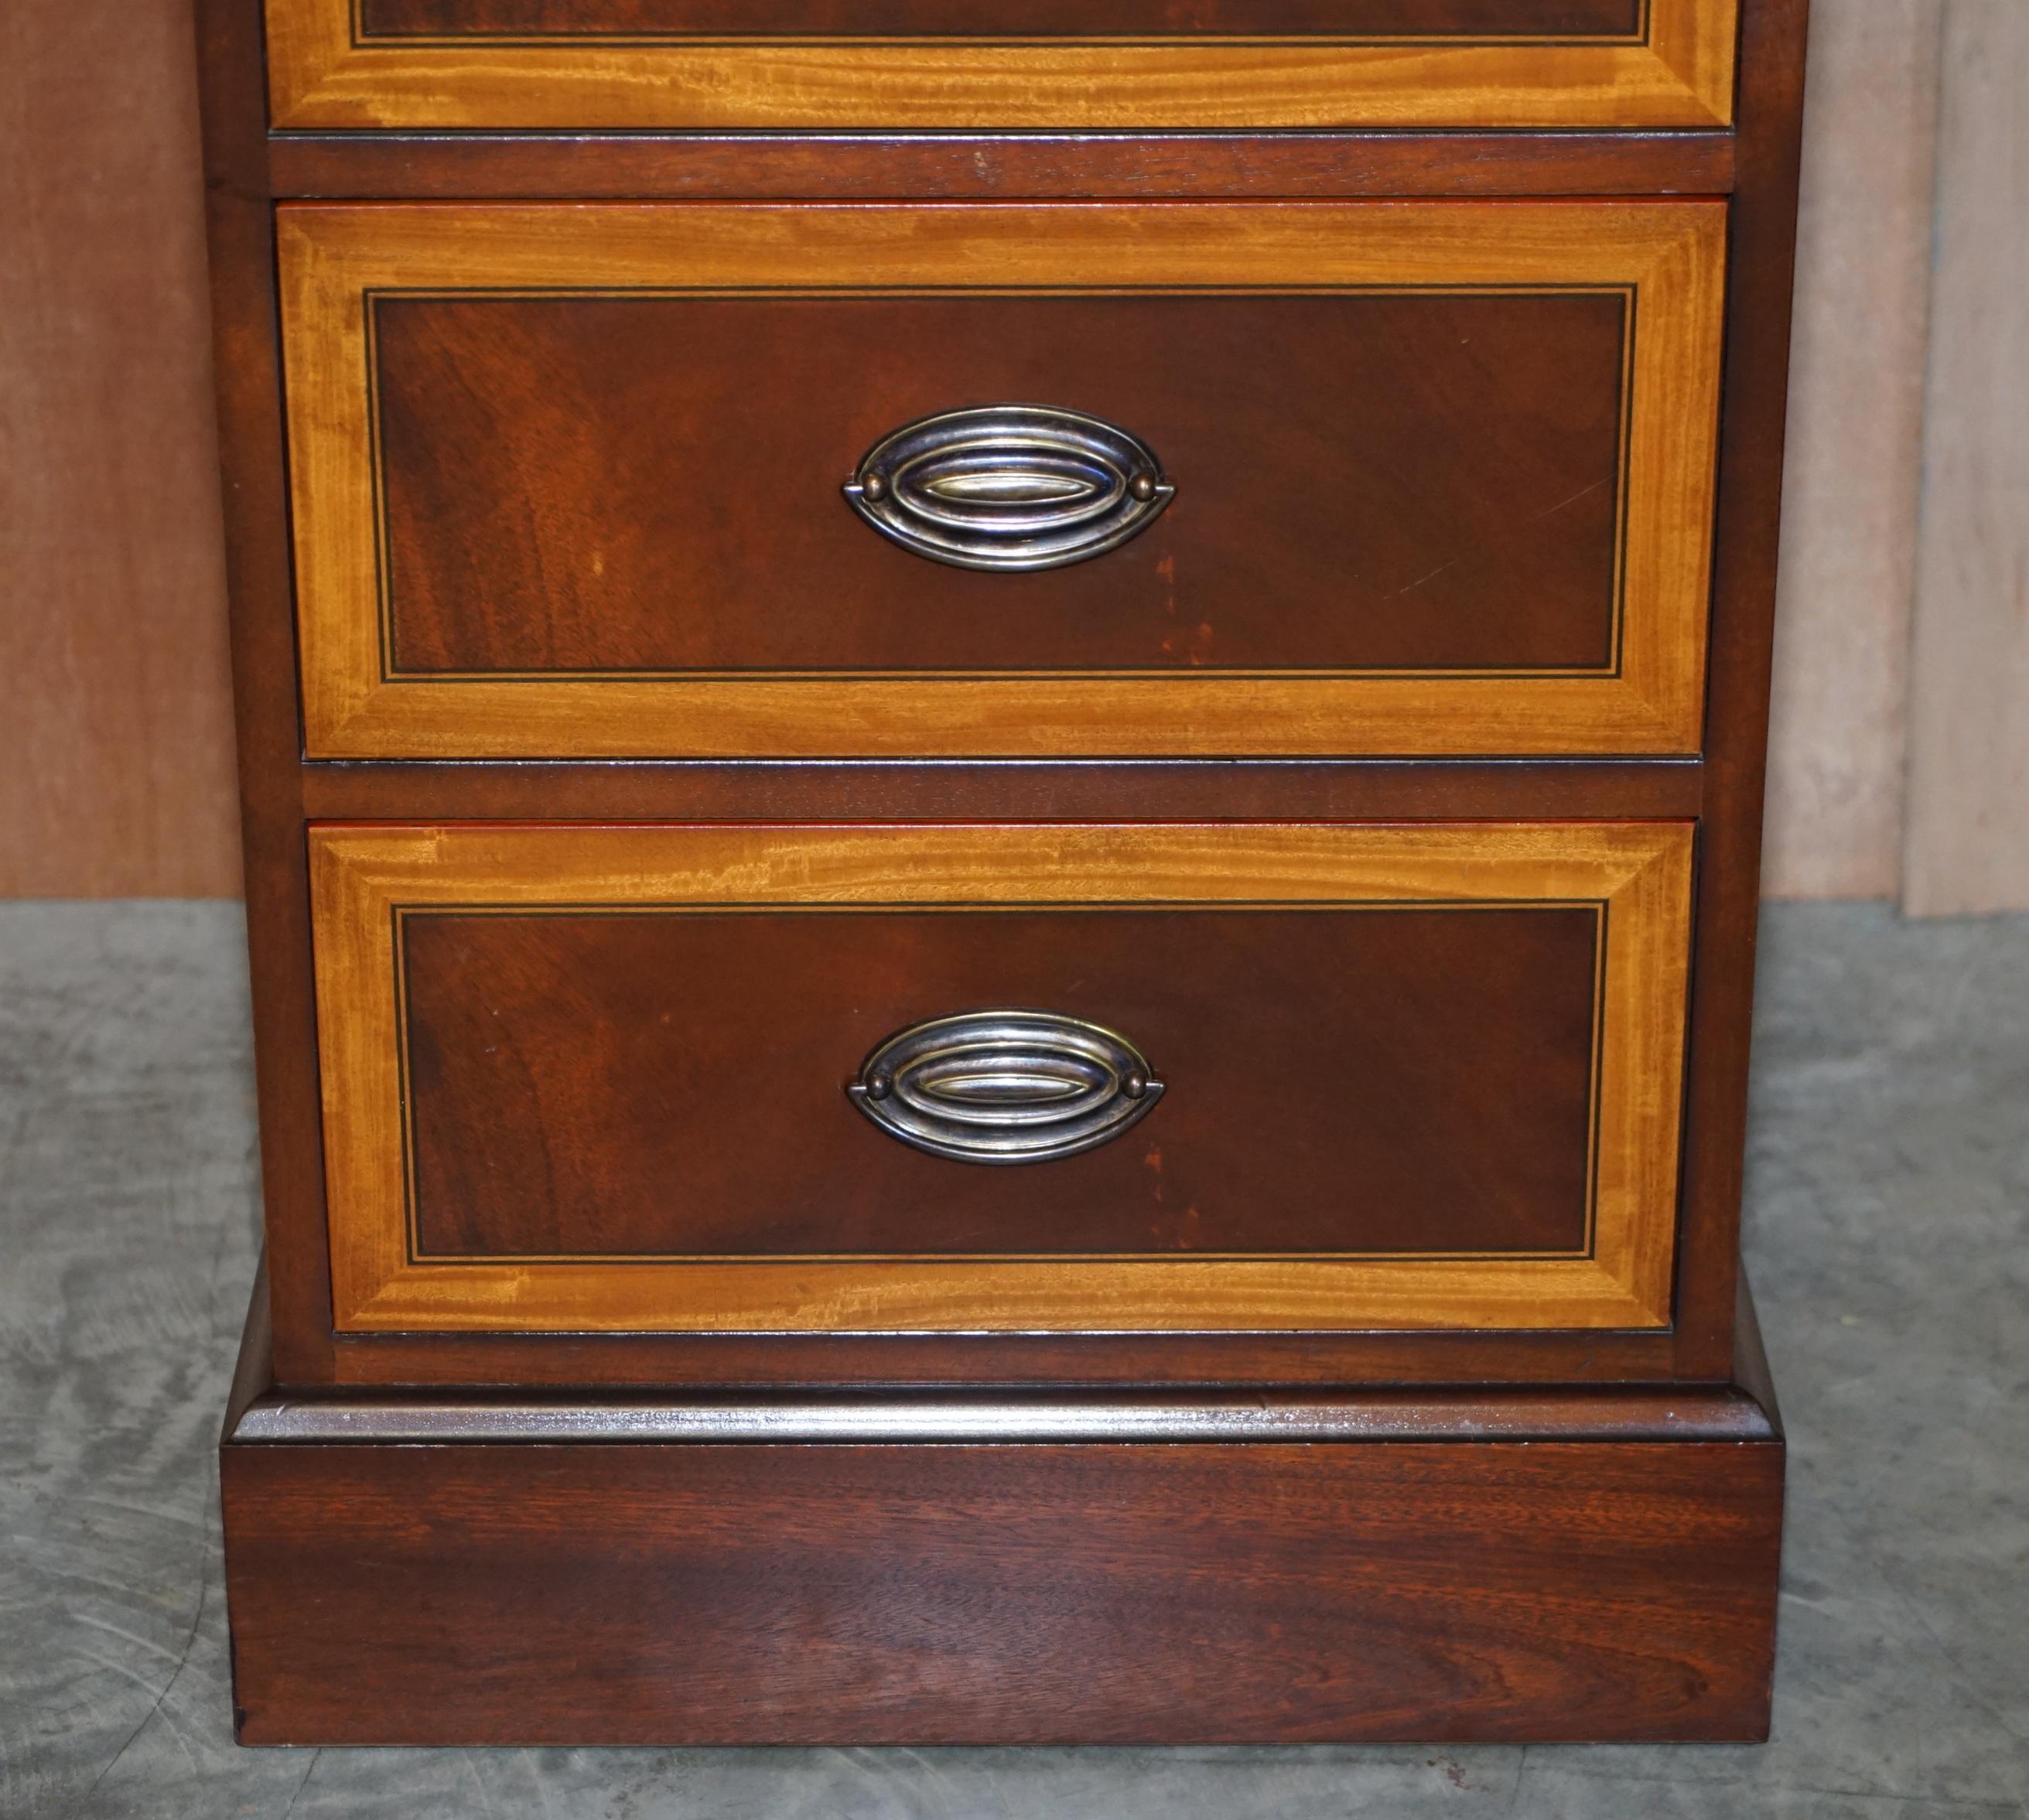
[
  {"left": 281, "top": 200, "right": 1725, "bottom": 759},
  {"left": 309, "top": 1269, "right": 1778, "bottom": 1395},
  {"left": 223, "top": 1433, "right": 1782, "bottom": 1745},
  {"left": 401, "top": 903, "right": 1600, "bottom": 1260},
  {"left": 233, "top": 1265, "right": 1793, "bottom": 1404},
  {"left": 376, "top": 289, "right": 1626, "bottom": 678},
  {"left": 309, "top": 821, "right": 1693, "bottom": 1335},
  {"left": 264, "top": 0, "right": 1736, "bottom": 129}
]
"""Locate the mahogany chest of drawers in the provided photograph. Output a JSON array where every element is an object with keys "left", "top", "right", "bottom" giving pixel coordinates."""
[{"left": 204, "top": 0, "right": 1803, "bottom": 1745}]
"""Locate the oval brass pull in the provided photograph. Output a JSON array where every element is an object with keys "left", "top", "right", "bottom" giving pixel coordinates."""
[
  {"left": 844, "top": 405, "right": 1175, "bottom": 572},
  {"left": 848, "top": 1010, "right": 1164, "bottom": 1165}
]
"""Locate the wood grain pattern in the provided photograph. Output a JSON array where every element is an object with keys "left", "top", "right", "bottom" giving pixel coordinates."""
[
  {"left": 265, "top": 0, "right": 1737, "bottom": 129},
  {"left": 0, "top": 0, "right": 240, "bottom": 897},
  {"left": 279, "top": 200, "right": 1726, "bottom": 759},
  {"left": 265, "top": 129, "right": 1739, "bottom": 202},
  {"left": 372, "top": 288, "right": 1629, "bottom": 678},
  {"left": 308, "top": 820, "right": 1693, "bottom": 1336},
  {"left": 319, "top": 1325, "right": 1717, "bottom": 1386},
  {"left": 155, "top": 0, "right": 1809, "bottom": 1414},
  {"left": 309, "top": 1249, "right": 1772, "bottom": 1387},
  {"left": 177, "top": 0, "right": 1814, "bottom": 1396},
  {"left": 401, "top": 903, "right": 1601, "bottom": 1260},
  {"left": 195, "top": 0, "right": 345, "bottom": 1383},
  {"left": 235, "top": 1272, "right": 1781, "bottom": 1426},
  {"left": 1666, "top": 0, "right": 1807, "bottom": 1379},
  {"left": 31, "top": 0, "right": 1952, "bottom": 903},
  {"left": 295, "top": 758, "right": 1708, "bottom": 824},
  {"left": 357, "top": 0, "right": 1645, "bottom": 39},
  {"left": 1903, "top": 0, "right": 2029, "bottom": 917},
  {"left": 222, "top": 1433, "right": 1782, "bottom": 1744}
]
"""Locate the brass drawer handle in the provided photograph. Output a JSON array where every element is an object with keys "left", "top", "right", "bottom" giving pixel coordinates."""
[
  {"left": 849, "top": 1009, "right": 1165, "bottom": 1165},
  {"left": 844, "top": 405, "right": 1175, "bottom": 572}
]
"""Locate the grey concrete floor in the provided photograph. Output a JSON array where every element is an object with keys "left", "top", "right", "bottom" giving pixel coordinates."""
[{"left": 1, "top": 901, "right": 2024, "bottom": 1819}]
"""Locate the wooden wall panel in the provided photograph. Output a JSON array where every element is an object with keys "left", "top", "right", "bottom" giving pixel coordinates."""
[
  {"left": 0, "top": 0, "right": 241, "bottom": 899},
  {"left": 1903, "top": 1, "right": 2029, "bottom": 917},
  {"left": 1763, "top": 0, "right": 1942, "bottom": 900}
]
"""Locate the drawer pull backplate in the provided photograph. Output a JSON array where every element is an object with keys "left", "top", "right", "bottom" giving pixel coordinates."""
[
  {"left": 844, "top": 405, "right": 1174, "bottom": 572},
  {"left": 849, "top": 1009, "right": 1164, "bottom": 1164}
]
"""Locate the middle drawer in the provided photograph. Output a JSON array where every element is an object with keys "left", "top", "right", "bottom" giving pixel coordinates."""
[{"left": 281, "top": 200, "right": 1725, "bottom": 760}]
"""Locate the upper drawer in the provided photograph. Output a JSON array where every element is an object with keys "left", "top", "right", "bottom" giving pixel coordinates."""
[
  {"left": 281, "top": 200, "right": 1725, "bottom": 760},
  {"left": 265, "top": 0, "right": 1738, "bottom": 129}
]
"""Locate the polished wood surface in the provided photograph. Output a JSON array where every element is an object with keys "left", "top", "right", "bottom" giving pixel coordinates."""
[
  {"left": 42, "top": 0, "right": 1989, "bottom": 911},
  {"left": 298, "top": 758, "right": 1706, "bottom": 823},
  {"left": 374, "top": 289, "right": 1627, "bottom": 679},
  {"left": 359, "top": 0, "right": 1645, "bottom": 36},
  {"left": 265, "top": 129, "right": 1737, "bottom": 200},
  {"left": 23, "top": 6, "right": 1969, "bottom": 913},
  {"left": 233, "top": 1272, "right": 1784, "bottom": 1436},
  {"left": 1669, "top": 0, "right": 1809, "bottom": 1378},
  {"left": 403, "top": 903, "right": 1600, "bottom": 1259},
  {"left": 281, "top": 200, "right": 1725, "bottom": 758},
  {"left": 218, "top": 1273, "right": 1781, "bottom": 1745},
  {"left": 51, "top": 0, "right": 1976, "bottom": 910},
  {"left": 309, "top": 820, "right": 1692, "bottom": 1335},
  {"left": 192, "top": 0, "right": 1816, "bottom": 1397},
  {"left": 223, "top": 1432, "right": 1781, "bottom": 1743},
  {"left": 196, "top": 0, "right": 348, "bottom": 1385},
  {"left": 316, "top": 1325, "right": 1734, "bottom": 1386},
  {"left": 310, "top": 1262, "right": 1771, "bottom": 1388},
  {"left": 265, "top": 0, "right": 1736, "bottom": 130}
]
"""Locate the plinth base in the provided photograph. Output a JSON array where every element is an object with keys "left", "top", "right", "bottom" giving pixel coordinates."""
[{"left": 221, "top": 1295, "right": 1783, "bottom": 1746}]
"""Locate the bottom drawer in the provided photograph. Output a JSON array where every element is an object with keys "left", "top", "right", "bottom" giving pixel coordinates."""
[{"left": 309, "top": 821, "right": 1692, "bottom": 1336}]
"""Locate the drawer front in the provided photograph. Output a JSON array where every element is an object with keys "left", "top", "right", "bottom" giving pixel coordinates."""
[
  {"left": 266, "top": 0, "right": 1735, "bottom": 129},
  {"left": 309, "top": 821, "right": 1693, "bottom": 1336},
  {"left": 282, "top": 201, "right": 1725, "bottom": 759}
]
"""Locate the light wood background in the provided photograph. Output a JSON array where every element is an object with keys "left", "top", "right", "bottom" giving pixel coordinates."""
[
  {"left": 1763, "top": 0, "right": 2027, "bottom": 913},
  {"left": 1, "top": 0, "right": 239, "bottom": 897},
  {"left": 2, "top": 0, "right": 2022, "bottom": 909}
]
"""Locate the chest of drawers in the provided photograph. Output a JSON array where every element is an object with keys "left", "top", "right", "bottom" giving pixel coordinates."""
[{"left": 207, "top": 0, "right": 1803, "bottom": 1745}]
